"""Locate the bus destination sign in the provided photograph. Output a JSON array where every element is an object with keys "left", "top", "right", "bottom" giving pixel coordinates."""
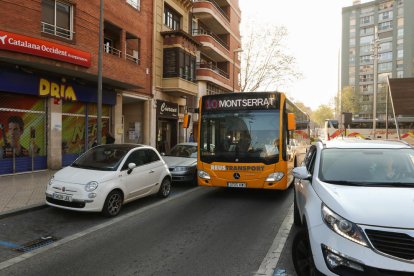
[{"left": 202, "top": 93, "right": 280, "bottom": 112}]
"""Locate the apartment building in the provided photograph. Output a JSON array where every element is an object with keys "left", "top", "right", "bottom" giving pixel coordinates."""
[
  {"left": 0, "top": 0, "right": 153, "bottom": 175},
  {"left": 153, "top": 0, "right": 241, "bottom": 152},
  {"left": 341, "top": 0, "right": 414, "bottom": 119}
]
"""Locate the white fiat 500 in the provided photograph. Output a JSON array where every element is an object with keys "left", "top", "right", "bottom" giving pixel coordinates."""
[
  {"left": 46, "top": 144, "right": 172, "bottom": 217},
  {"left": 292, "top": 139, "right": 414, "bottom": 275}
]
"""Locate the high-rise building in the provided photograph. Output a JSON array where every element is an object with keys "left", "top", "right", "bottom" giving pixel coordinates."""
[{"left": 341, "top": 0, "right": 414, "bottom": 120}]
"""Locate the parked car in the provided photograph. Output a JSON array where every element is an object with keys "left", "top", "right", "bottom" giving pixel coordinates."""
[
  {"left": 46, "top": 144, "right": 171, "bottom": 217},
  {"left": 162, "top": 142, "right": 197, "bottom": 185},
  {"left": 292, "top": 138, "right": 414, "bottom": 275}
]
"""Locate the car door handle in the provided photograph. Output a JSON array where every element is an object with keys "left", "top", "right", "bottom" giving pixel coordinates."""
[{"left": 149, "top": 170, "right": 155, "bottom": 173}]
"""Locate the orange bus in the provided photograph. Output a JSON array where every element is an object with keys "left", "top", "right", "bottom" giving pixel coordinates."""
[{"left": 196, "top": 92, "right": 310, "bottom": 190}]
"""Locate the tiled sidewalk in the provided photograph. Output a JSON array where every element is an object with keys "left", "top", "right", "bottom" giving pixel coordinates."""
[{"left": 0, "top": 170, "right": 55, "bottom": 216}]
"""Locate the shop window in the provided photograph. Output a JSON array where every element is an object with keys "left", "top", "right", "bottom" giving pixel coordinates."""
[{"left": 41, "top": 0, "right": 74, "bottom": 40}]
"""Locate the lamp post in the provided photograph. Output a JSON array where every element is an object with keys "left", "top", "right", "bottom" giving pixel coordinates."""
[{"left": 232, "top": 48, "right": 243, "bottom": 92}]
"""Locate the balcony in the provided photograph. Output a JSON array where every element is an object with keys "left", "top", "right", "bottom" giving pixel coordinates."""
[
  {"left": 196, "top": 62, "right": 232, "bottom": 90},
  {"left": 192, "top": 29, "right": 229, "bottom": 62},
  {"left": 192, "top": 0, "right": 230, "bottom": 34},
  {"left": 41, "top": 22, "right": 74, "bottom": 40}
]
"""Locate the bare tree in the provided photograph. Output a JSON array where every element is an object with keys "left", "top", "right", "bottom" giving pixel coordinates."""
[{"left": 240, "top": 21, "right": 302, "bottom": 92}]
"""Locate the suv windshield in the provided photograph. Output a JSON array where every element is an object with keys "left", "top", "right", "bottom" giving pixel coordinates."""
[{"left": 319, "top": 148, "right": 414, "bottom": 186}]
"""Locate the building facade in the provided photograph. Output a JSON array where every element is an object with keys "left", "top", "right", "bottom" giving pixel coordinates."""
[
  {"left": 153, "top": 0, "right": 241, "bottom": 153},
  {"left": 0, "top": 0, "right": 153, "bottom": 175},
  {"left": 341, "top": 0, "right": 414, "bottom": 119}
]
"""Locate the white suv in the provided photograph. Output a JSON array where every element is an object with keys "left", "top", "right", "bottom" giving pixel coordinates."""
[{"left": 292, "top": 139, "right": 414, "bottom": 275}]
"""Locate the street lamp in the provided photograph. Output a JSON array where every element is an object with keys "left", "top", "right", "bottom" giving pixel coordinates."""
[{"left": 232, "top": 48, "right": 243, "bottom": 92}]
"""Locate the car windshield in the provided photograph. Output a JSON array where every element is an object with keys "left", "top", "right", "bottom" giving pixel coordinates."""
[
  {"left": 72, "top": 146, "right": 129, "bottom": 171},
  {"left": 319, "top": 148, "right": 414, "bottom": 186},
  {"left": 168, "top": 144, "right": 197, "bottom": 158}
]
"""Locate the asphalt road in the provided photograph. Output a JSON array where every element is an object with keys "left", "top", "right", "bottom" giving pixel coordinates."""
[{"left": 0, "top": 184, "right": 295, "bottom": 276}]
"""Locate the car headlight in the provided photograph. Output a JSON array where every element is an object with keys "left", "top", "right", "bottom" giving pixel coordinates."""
[
  {"left": 322, "top": 204, "right": 368, "bottom": 247},
  {"left": 85, "top": 181, "right": 99, "bottom": 192},
  {"left": 198, "top": 170, "right": 211, "bottom": 180},
  {"left": 48, "top": 176, "right": 54, "bottom": 186},
  {"left": 265, "top": 172, "right": 284, "bottom": 182},
  {"left": 174, "top": 166, "right": 190, "bottom": 172}
]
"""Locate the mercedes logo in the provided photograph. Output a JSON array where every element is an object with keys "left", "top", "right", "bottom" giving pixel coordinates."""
[{"left": 233, "top": 173, "right": 240, "bottom": 180}]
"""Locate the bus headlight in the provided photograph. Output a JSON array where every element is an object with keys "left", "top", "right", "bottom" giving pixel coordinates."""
[
  {"left": 198, "top": 170, "right": 211, "bottom": 180},
  {"left": 266, "top": 172, "right": 284, "bottom": 182}
]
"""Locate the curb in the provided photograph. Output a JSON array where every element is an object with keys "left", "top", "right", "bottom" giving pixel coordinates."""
[{"left": 0, "top": 203, "right": 48, "bottom": 220}]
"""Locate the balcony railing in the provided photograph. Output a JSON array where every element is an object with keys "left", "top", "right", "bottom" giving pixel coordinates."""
[
  {"left": 192, "top": 29, "right": 229, "bottom": 50},
  {"left": 104, "top": 44, "right": 121, "bottom": 58},
  {"left": 192, "top": 0, "right": 229, "bottom": 21},
  {"left": 41, "top": 22, "right": 74, "bottom": 40},
  {"left": 126, "top": 52, "right": 139, "bottom": 64},
  {"left": 197, "top": 62, "right": 229, "bottom": 79}
]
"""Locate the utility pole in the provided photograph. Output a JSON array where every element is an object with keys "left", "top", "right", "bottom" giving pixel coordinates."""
[
  {"left": 97, "top": 0, "right": 104, "bottom": 144},
  {"left": 371, "top": 26, "right": 379, "bottom": 139}
]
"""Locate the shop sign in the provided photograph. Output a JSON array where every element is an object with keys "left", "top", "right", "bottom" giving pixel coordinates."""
[
  {"left": 157, "top": 100, "right": 178, "bottom": 119},
  {"left": 0, "top": 30, "right": 91, "bottom": 67},
  {"left": 39, "top": 78, "right": 77, "bottom": 101}
]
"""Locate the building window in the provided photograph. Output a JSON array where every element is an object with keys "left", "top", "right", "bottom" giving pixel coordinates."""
[
  {"left": 379, "top": 1, "right": 393, "bottom": 10},
  {"left": 360, "top": 55, "right": 371, "bottom": 64},
  {"left": 362, "top": 95, "right": 370, "bottom": 101},
  {"left": 378, "top": 62, "right": 392, "bottom": 72},
  {"left": 378, "top": 51, "right": 392, "bottom": 61},
  {"left": 360, "top": 27, "right": 374, "bottom": 36},
  {"left": 397, "top": 71, "right": 404, "bottom": 78},
  {"left": 378, "top": 21, "right": 393, "bottom": 31},
  {"left": 360, "top": 44, "right": 371, "bottom": 54},
  {"left": 349, "top": 38, "right": 355, "bottom": 46},
  {"left": 398, "top": 28, "right": 404, "bottom": 37},
  {"left": 126, "top": 33, "right": 140, "bottom": 64},
  {"left": 379, "top": 41, "right": 392, "bottom": 51},
  {"left": 360, "top": 35, "right": 373, "bottom": 45},
  {"left": 397, "top": 49, "right": 404, "bottom": 58},
  {"left": 360, "top": 15, "right": 373, "bottom": 25},
  {"left": 361, "top": 6, "right": 375, "bottom": 14},
  {"left": 126, "top": 0, "right": 140, "bottom": 10},
  {"left": 379, "top": 11, "right": 393, "bottom": 21},
  {"left": 41, "top": 0, "right": 74, "bottom": 40},
  {"left": 163, "top": 48, "right": 196, "bottom": 82},
  {"left": 164, "top": 5, "right": 181, "bottom": 30}
]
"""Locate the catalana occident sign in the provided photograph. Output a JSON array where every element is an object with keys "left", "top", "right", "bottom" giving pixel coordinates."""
[
  {"left": 202, "top": 92, "right": 280, "bottom": 112},
  {"left": 0, "top": 30, "right": 91, "bottom": 67}
]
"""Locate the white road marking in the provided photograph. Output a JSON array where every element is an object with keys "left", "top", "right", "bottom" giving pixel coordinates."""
[
  {"left": 255, "top": 204, "right": 294, "bottom": 276},
  {"left": 0, "top": 187, "right": 203, "bottom": 271}
]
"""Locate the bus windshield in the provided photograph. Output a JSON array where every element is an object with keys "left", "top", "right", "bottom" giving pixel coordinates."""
[{"left": 200, "top": 109, "right": 280, "bottom": 164}]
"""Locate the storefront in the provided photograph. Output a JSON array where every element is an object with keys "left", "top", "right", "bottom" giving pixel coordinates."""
[
  {"left": 156, "top": 100, "right": 178, "bottom": 154},
  {"left": 0, "top": 66, "right": 116, "bottom": 175}
]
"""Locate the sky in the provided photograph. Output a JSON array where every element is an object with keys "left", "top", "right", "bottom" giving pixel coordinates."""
[{"left": 239, "top": 0, "right": 361, "bottom": 110}]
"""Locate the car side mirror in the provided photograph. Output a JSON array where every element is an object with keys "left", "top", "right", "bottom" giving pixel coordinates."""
[
  {"left": 161, "top": 152, "right": 165, "bottom": 156},
  {"left": 127, "top": 163, "right": 136, "bottom": 174},
  {"left": 293, "top": 166, "right": 311, "bottom": 180}
]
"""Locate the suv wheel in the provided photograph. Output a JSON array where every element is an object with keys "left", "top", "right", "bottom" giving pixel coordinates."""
[{"left": 292, "top": 228, "right": 321, "bottom": 276}]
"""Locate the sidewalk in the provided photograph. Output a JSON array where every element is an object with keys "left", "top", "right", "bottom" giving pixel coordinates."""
[{"left": 0, "top": 170, "right": 56, "bottom": 217}]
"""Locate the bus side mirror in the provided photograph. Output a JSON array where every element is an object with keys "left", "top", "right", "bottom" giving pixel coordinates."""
[{"left": 288, "top": 113, "right": 296, "bottom": 131}]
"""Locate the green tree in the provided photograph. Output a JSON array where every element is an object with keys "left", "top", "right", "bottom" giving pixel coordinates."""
[
  {"left": 341, "top": 86, "right": 359, "bottom": 114},
  {"left": 311, "top": 104, "right": 334, "bottom": 127}
]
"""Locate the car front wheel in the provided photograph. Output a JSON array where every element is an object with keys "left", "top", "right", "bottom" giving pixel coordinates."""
[
  {"left": 158, "top": 178, "right": 171, "bottom": 198},
  {"left": 102, "top": 190, "right": 123, "bottom": 217}
]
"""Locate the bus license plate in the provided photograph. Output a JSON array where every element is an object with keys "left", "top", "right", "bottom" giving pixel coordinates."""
[
  {"left": 228, "top": 182, "right": 246, "bottom": 188},
  {"left": 53, "top": 193, "right": 72, "bottom": 202}
]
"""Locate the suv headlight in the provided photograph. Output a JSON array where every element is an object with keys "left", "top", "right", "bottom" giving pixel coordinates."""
[
  {"left": 85, "top": 181, "right": 99, "bottom": 192},
  {"left": 198, "top": 170, "right": 211, "bottom": 180},
  {"left": 322, "top": 204, "right": 368, "bottom": 247}
]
